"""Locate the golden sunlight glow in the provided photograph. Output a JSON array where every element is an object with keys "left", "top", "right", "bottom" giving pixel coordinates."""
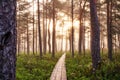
[{"left": 19, "top": 0, "right": 96, "bottom": 51}]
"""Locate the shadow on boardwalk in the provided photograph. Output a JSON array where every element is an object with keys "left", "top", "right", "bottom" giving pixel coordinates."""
[{"left": 50, "top": 53, "right": 67, "bottom": 80}]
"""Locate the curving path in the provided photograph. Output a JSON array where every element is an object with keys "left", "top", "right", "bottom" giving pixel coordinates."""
[{"left": 50, "top": 53, "right": 67, "bottom": 80}]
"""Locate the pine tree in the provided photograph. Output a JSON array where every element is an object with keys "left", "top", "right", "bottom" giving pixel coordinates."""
[
  {"left": 90, "top": 0, "right": 101, "bottom": 71},
  {"left": 0, "top": 0, "right": 17, "bottom": 79}
]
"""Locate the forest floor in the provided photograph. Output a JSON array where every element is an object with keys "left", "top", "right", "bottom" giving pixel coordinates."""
[
  {"left": 66, "top": 52, "right": 120, "bottom": 80},
  {"left": 16, "top": 53, "right": 62, "bottom": 80},
  {"left": 16, "top": 52, "right": 120, "bottom": 80}
]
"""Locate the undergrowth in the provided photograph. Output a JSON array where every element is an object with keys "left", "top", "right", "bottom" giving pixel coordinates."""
[
  {"left": 66, "top": 52, "right": 120, "bottom": 80},
  {"left": 16, "top": 53, "right": 62, "bottom": 80}
]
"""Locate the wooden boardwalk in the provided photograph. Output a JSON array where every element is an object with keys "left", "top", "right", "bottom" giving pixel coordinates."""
[{"left": 50, "top": 53, "right": 67, "bottom": 80}]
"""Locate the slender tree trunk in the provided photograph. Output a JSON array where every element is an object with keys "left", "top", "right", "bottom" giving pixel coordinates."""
[
  {"left": 46, "top": 0, "right": 48, "bottom": 53},
  {"left": 37, "top": 0, "right": 43, "bottom": 57},
  {"left": 43, "top": 0, "right": 45, "bottom": 54},
  {"left": 79, "top": 1, "right": 82, "bottom": 54},
  {"left": 52, "top": 0, "right": 56, "bottom": 58},
  {"left": 107, "top": 0, "right": 113, "bottom": 61},
  {"left": 71, "top": 0, "right": 74, "bottom": 57},
  {"left": 83, "top": 18, "right": 86, "bottom": 56},
  {"left": 78, "top": 0, "right": 87, "bottom": 55},
  {"left": 55, "top": 36, "right": 57, "bottom": 52},
  {"left": 118, "top": 34, "right": 120, "bottom": 50},
  {"left": 48, "top": 19, "right": 51, "bottom": 53},
  {"left": 36, "top": 22, "right": 38, "bottom": 54},
  {"left": 33, "top": 0, "right": 35, "bottom": 55},
  {"left": 90, "top": 0, "right": 101, "bottom": 70},
  {"left": 69, "top": 32, "right": 72, "bottom": 53},
  {"left": 27, "top": 17, "right": 29, "bottom": 55},
  {"left": 0, "top": 0, "right": 17, "bottom": 79},
  {"left": 21, "top": 35, "right": 23, "bottom": 52},
  {"left": 17, "top": 3, "right": 20, "bottom": 55},
  {"left": 115, "top": 34, "right": 117, "bottom": 53},
  {"left": 43, "top": 0, "right": 47, "bottom": 54},
  {"left": 17, "top": 34, "right": 20, "bottom": 55},
  {"left": 24, "top": 38, "right": 26, "bottom": 54},
  {"left": 101, "top": 37, "right": 105, "bottom": 55}
]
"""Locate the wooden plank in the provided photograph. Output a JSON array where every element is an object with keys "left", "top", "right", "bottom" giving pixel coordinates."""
[{"left": 50, "top": 53, "right": 67, "bottom": 80}]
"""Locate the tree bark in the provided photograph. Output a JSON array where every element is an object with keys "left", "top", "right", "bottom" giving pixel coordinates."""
[
  {"left": 17, "top": 33, "right": 20, "bottom": 55},
  {"left": 107, "top": 0, "right": 113, "bottom": 61},
  {"left": 17, "top": 3, "right": 20, "bottom": 55},
  {"left": 43, "top": 0, "right": 47, "bottom": 54},
  {"left": 71, "top": 0, "right": 74, "bottom": 57},
  {"left": 52, "top": 0, "right": 56, "bottom": 58},
  {"left": 90, "top": 0, "right": 101, "bottom": 70},
  {"left": 27, "top": 16, "right": 29, "bottom": 55},
  {"left": 33, "top": 0, "right": 35, "bottom": 55},
  {"left": 38, "top": 0, "right": 43, "bottom": 57},
  {"left": 48, "top": 19, "right": 51, "bottom": 53},
  {"left": 118, "top": 34, "right": 120, "bottom": 49},
  {"left": 0, "top": 0, "right": 17, "bottom": 79},
  {"left": 24, "top": 37, "right": 26, "bottom": 54},
  {"left": 36, "top": 22, "right": 38, "bottom": 54},
  {"left": 46, "top": 0, "right": 48, "bottom": 54},
  {"left": 83, "top": 18, "right": 86, "bottom": 56}
]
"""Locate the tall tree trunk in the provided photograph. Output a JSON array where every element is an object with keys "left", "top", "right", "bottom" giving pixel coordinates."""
[
  {"left": 17, "top": 33, "right": 20, "bottom": 55},
  {"left": 52, "top": 0, "right": 56, "bottom": 58},
  {"left": 43, "top": 0, "right": 47, "bottom": 54},
  {"left": 27, "top": 17, "right": 29, "bottom": 55},
  {"left": 69, "top": 32, "right": 72, "bottom": 53},
  {"left": 118, "top": 34, "right": 120, "bottom": 49},
  {"left": 24, "top": 37, "right": 26, "bottom": 54},
  {"left": 36, "top": 22, "right": 38, "bottom": 54},
  {"left": 90, "top": 0, "right": 101, "bottom": 70},
  {"left": 33, "top": 0, "right": 35, "bottom": 55},
  {"left": 0, "top": 0, "right": 17, "bottom": 79},
  {"left": 79, "top": 1, "right": 82, "bottom": 55},
  {"left": 83, "top": 17, "right": 86, "bottom": 56},
  {"left": 48, "top": 19, "right": 51, "bottom": 53},
  {"left": 78, "top": 0, "right": 87, "bottom": 55},
  {"left": 55, "top": 37, "right": 57, "bottom": 52},
  {"left": 101, "top": 35, "right": 105, "bottom": 55},
  {"left": 107, "top": 0, "right": 113, "bottom": 61},
  {"left": 17, "top": 3, "right": 20, "bottom": 55},
  {"left": 38, "top": 0, "right": 43, "bottom": 57},
  {"left": 46, "top": 0, "right": 48, "bottom": 53},
  {"left": 114, "top": 34, "right": 117, "bottom": 53},
  {"left": 71, "top": 0, "right": 74, "bottom": 57}
]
